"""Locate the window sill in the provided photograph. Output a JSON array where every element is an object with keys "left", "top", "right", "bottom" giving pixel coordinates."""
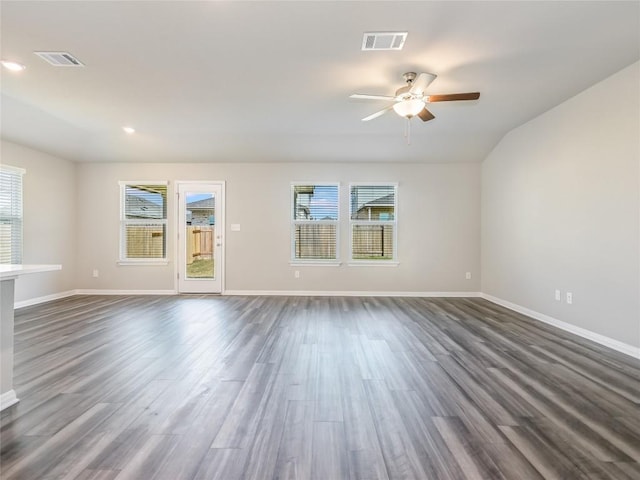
[
  {"left": 347, "top": 261, "right": 400, "bottom": 267},
  {"left": 117, "top": 260, "right": 169, "bottom": 266},
  {"left": 289, "top": 261, "right": 342, "bottom": 267}
]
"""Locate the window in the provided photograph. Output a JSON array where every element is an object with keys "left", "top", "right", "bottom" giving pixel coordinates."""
[
  {"left": 119, "top": 182, "right": 168, "bottom": 262},
  {"left": 0, "top": 165, "right": 25, "bottom": 264},
  {"left": 350, "top": 184, "right": 397, "bottom": 263},
  {"left": 291, "top": 183, "right": 339, "bottom": 262}
]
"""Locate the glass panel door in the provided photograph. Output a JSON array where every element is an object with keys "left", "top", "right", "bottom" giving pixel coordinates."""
[{"left": 178, "top": 182, "right": 223, "bottom": 293}]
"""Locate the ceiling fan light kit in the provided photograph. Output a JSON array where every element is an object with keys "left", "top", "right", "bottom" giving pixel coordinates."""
[{"left": 392, "top": 99, "right": 424, "bottom": 118}]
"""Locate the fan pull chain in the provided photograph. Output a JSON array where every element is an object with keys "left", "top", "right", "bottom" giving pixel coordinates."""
[{"left": 402, "top": 118, "right": 412, "bottom": 145}]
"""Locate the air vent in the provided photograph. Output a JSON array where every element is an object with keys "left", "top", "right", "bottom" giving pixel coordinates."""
[
  {"left": 34, "top": 51, "right": 84, "bottom": 67},
  {"left": 361, "top": 32, "right": 408, "bottom": 51}
]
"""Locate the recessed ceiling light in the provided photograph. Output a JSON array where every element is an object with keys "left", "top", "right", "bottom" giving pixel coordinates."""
[
  {"left": 122, "top": 126, "right": 136, "bottom": 134},
  {"left": 1, "top": 60, "right": 26, "bottom": 72}
]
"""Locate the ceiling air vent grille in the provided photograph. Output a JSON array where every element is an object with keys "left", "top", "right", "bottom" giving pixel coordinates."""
[
  {"left": 362, "top": 32, "right": 408, "bottom": 51},
  {"left": 34, "top": 51, "right": 84, "bottom": 67}
]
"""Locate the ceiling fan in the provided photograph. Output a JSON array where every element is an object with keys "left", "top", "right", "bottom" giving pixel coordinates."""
[{"left": 350, "top": 72, "right": 480, "bottom": 123}]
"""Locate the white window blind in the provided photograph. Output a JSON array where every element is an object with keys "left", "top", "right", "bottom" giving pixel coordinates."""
[
  {"left": 120, "top": 182, "right": 168, "bottom": 261},
  {"left": 291, "top": 183, "right": 339, "bottom": 262},
  {"left": 350, "top": 184, "right": 397, "bottom": 262},
  {"left": 0, "top": 165, "right": 25, "bottom": 264}
]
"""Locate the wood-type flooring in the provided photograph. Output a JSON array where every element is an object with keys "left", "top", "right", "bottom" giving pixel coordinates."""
[{"left": 1, "top": 295, "right": 639, "bottom": 479}]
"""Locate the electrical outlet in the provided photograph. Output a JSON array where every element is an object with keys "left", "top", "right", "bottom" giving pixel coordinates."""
[
  {"left": 92, "top": 269, "right": 99, "bottom": 278},
  {"left": 294, "top": 270, "right": 300, "bottom": 279},
  {"left": 555, "top": 289, "right": 561, "bottom": 301},
  {"left": 465, "top": 272, "right": 472, "bottom": 280},
  {"left": 566, "top": 292, "right": 573, "bottom": 304}
]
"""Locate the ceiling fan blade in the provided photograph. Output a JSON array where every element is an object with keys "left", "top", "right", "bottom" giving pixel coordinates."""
[
  {"left": 426, "top": 92, "right": 480, "bottom": 102},
  {"left": 417, "top": 107, "right": 435, "bottom": 122},
  {"left": 409, "top": 73, "right": 437, "bottom": 95},
  {"left": 350, "top": 94, "right": 396, "bottom": 101},
  {"left": 362, "top": 105, "right": 394, "bottom": 122}
]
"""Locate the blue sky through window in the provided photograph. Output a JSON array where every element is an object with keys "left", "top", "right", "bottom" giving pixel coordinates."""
[
  {"left": 186, "top": 193, "right": 213, "bottom": 204},
  {"left": 308, "top": 185, "right": 338, "bottom": 220}
]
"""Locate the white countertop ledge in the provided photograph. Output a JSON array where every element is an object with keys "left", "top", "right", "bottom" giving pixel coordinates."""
[{"left": 0, "top": 264, "right": 62, "bottom": 280}]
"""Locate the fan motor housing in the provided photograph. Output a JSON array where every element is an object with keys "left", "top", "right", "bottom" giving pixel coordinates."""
[{"left": 395, "top": 85, "right": 417, "bottom": 100}]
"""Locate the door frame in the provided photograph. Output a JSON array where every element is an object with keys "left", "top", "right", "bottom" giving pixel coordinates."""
[{"left": 175, "top": 181, "right": 225, "bottom": 294}]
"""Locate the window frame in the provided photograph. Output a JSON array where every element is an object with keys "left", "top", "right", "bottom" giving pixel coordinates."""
[
  {"left": 118, "top": 181, "right": 169, "bottom": 265},
  {"left": 290, "top": 182, "right": 341, "bottom": 266},
  {"left": 348, "top": 182, "right": 399, "bottom": 266},
  {"left": 0, "top": 165, "right": 25, "bottom": 264}
]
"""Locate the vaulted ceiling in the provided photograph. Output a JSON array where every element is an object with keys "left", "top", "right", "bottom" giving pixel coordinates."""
[{"left": 1, "top": 1, "right": 638, "bottom": 163}]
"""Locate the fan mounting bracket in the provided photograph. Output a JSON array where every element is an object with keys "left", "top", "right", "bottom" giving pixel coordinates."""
[{"left": 402, "top": 72, "right": 417, "bottom": 84}]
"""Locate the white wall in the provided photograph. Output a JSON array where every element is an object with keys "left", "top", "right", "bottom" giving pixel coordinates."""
[
  {"left": 75, "top": 161, "right": 481, "bottom": 293},
  {"left": 1, "top": 140, "right": 77, "bottom": 303},
  {"left": 481, "top": 62, "right": 640, "bottom": 348}
]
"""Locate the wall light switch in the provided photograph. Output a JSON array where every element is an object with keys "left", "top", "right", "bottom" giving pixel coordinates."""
[{"left": 231, "top": 224, "right": 241, "bottom": 231}]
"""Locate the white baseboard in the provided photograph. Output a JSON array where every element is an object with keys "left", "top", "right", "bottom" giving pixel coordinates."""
[
  {"left": 0, "top": 390, "right": 19, "bottom": 411},
  {"left": 75, "top": 289, "right": 177, "bottom": 296},
  {"left": 224, "top": 290, "right": 482, "bottom": 297},
  {"left": 15, "top": 290, "right": 76, "bottom": 309},
  {"left": 481, "top": 293, "right": 640, "bottom": 360}
]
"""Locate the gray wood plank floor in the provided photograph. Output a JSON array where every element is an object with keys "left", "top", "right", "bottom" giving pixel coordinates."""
[{"left": 1, "top": 295, "right": 639, "bottom": 479}]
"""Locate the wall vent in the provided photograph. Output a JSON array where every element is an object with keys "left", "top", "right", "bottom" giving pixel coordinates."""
[
  {"left": 362, "top": 32, "right": 408, "bottom": 51},
  {"left": 34, "top": 51, "right": 84, "bottom": 67}
]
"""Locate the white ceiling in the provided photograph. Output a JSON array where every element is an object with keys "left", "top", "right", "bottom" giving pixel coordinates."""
[{"left": 1, "top": 1, "right": 638, "bottom": 164}]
